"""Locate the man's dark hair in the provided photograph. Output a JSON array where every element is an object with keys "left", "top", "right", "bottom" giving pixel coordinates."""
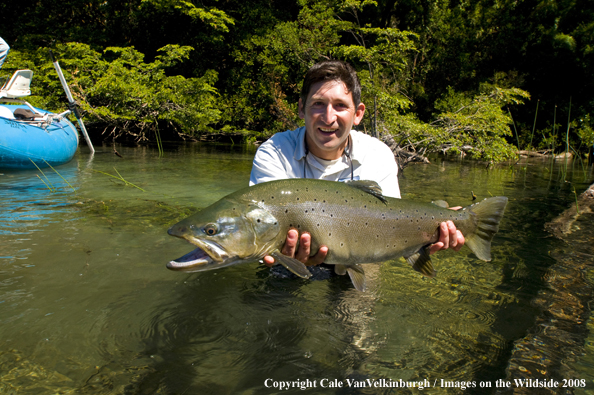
[{"left": 300, "top": 60, "right": 362, "bottom": 107}]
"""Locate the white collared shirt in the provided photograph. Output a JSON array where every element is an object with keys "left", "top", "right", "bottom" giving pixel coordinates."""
[{"left": 249, "top": 127, "right": 401, "bottom": 198}]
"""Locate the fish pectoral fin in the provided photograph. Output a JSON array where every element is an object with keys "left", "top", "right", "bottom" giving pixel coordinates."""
[
  {"left": 334, "top": 264, "right": 347, "bottom": 276},
  {"left": 270, "top": 252, "right": 312, "bottom": 279},
  {"left": 405, "top": 247, "right": 436, "bottom": 278},
  {"left": 345, "top": 264, "right": 367, "bottom": 292}
]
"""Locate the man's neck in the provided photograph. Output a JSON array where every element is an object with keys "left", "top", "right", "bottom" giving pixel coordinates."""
[{"left": 304, "top": 134, "right": 350, "bottom": 160}]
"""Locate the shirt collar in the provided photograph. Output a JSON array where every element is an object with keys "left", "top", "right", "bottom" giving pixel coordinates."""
[{"left": 293, "top": 127, "right": 362, "bottom": 163}]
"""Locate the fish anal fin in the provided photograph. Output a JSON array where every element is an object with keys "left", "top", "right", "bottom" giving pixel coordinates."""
[
  {"left": 345, "top": 264, "right": 367, "bottom": 292},
  {"left": 405, "top": 247, "right": 436, "bottom": 278},
  {"left": 270, "top": 252, "right": 312, "bottom": 279}
]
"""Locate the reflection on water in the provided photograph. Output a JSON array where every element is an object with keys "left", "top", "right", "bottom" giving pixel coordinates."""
[{"left": 0, "top": 143, "right": 593, "bottom": 394}]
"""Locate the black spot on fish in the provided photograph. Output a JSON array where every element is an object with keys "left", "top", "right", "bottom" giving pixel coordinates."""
[
  {"left": 329, "top": 233, "right": 332, "bottom": 236},
  {"left": 257, "top": 219, "right": 261, "bottom": 223},
  {"left": 305, "top": 210, "right": 308, "bottom": 213},
  {"left": 340, "top": 243, "right": 344, "bottom": 247},
  {"left": 285, "top": 209, "right": 288, "bottom": 213}
]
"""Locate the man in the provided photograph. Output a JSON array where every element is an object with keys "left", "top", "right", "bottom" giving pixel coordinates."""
[
  {"left": 0, "top": 37, "right": 9, "bottom": 69},
  {"left": 250, "top": 60, "right": 464, "bottom": 267}
]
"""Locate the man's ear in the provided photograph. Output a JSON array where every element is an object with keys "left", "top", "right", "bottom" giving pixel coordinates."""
[
  {"left": 353, "top": 102, "right": 366, "bottom": 126},
  {"left": 298, "top": 98, "right": 305, "bottom": 119}
]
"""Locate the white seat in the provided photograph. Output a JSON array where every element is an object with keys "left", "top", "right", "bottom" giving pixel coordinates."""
[
  {"left": 0, "top": 69, "right": 33, "bottom": 99},
  {"left": 0, "top": 105, "right": 15, "bottom": 119}
]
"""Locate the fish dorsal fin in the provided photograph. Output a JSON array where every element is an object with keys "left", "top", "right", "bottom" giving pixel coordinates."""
[
  {"left": 404, "top": 247, "right": 436, "bottom": 278},
  {"left": 345, "top": 264, "right": 367, "bottom": 291},
  {"left": 270, "top": 252, "right": 312, "bottom": 279},
  {"left": 432, "top": 200, "right": 449, "bottom": 208},
  {"left": 344, "top": 180, "right": 387, "bottom": 204}
]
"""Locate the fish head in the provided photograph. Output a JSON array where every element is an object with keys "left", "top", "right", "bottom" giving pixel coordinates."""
[{"left": 167, "top": 198, "right": 281, "bottom": 272}]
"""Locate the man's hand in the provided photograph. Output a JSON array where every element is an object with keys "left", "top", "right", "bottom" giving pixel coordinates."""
[
  {"left": 429, "top": 220, "right": 465, "bottom": 255},
  {"left": 263, "top": 229, "right": 328, "bottom": 267}
]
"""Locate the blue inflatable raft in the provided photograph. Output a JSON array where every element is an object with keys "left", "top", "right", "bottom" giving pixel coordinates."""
[
  {"left": 0, "top": 69, "right": 87, "bottom": 169},
  {"left": 0, "top": 103, "right": 79, "bottom": 169}
]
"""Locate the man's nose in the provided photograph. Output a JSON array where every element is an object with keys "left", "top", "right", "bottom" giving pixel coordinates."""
[{"left": 321, "top": 104, "right": 337, "bottom": 124}]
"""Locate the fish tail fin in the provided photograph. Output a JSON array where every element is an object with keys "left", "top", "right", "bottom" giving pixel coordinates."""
[{"left": 464, "top": 196, "right": 508, "bottom": 261}]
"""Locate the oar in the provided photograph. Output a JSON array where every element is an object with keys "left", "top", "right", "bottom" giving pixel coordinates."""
[{"left": 49, "top": 50, "right": 95, "bottom": 154}]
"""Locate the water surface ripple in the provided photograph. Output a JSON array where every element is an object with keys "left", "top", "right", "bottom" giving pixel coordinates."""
[{"left": 0, "top": 143, "right": 593, "bottom": 394}]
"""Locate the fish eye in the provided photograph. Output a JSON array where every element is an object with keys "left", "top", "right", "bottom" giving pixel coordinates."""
[{"left": 203, "top": 224, "right": 218, "bottom": 236}]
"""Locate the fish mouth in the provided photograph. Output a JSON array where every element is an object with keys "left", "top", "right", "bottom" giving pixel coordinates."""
[
  {"left": 167, "top": 247, "right": 213, "bottom": 271},
  {"left": 167, "top": 237, "right": 231, "bottom": 272}
]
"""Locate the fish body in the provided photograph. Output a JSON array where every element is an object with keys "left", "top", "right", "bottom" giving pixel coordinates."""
[{"left": 167, "top": 179, "right": 508, "bottom": 291}]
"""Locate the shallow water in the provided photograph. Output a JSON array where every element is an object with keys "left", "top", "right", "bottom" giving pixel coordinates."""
[{"left": 0, "top": 143, "right": 593, "bottom": 394}]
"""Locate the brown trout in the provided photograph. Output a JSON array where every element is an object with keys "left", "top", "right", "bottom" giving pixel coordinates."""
[{"left": 167, "top": 179, "right": 508, "bottom": 291}]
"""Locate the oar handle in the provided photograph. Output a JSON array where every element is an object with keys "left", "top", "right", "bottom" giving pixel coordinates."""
[{"left": 49, "top": 49, "right": 95, "bottom": 154}]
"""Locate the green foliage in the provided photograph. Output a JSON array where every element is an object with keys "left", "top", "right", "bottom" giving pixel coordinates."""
[
  {"left": 2, "top": 43, "right": 221, "bottom": 139},
  {"left": 2, "top": 0, "right": 594, "bottom": 159},
  {"left": 384, "top": 85, "right": 530, "bottom": 162},
  {"left": 141, "top": 0, "right": 235, "bottom": 33}
]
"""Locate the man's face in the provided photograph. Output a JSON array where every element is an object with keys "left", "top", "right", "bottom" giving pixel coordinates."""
[{"left": 299, "top": 80, "right": 365, "bottom": 160}]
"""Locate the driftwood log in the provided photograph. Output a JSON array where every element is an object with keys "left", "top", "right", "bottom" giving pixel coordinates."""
[
  {"left": 545, "top": 182, "right": 594, "bottom": 238},
  {"left": 381, "top": 134, "right": 430, "bottom": 170}
]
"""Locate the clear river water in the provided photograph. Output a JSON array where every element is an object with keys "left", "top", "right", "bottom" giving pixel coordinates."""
[{"left": 1, "top": 143, "right": 593, "bottom": 394}]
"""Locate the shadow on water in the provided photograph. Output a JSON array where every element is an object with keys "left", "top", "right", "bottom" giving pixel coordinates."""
[{"left": 2, "top": 144, "right": 594, "bottom": 394}]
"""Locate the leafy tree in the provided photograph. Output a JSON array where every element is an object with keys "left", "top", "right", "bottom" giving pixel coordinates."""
[{"left": 2, "top": 43, "right": 221, "bottom": 140}]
